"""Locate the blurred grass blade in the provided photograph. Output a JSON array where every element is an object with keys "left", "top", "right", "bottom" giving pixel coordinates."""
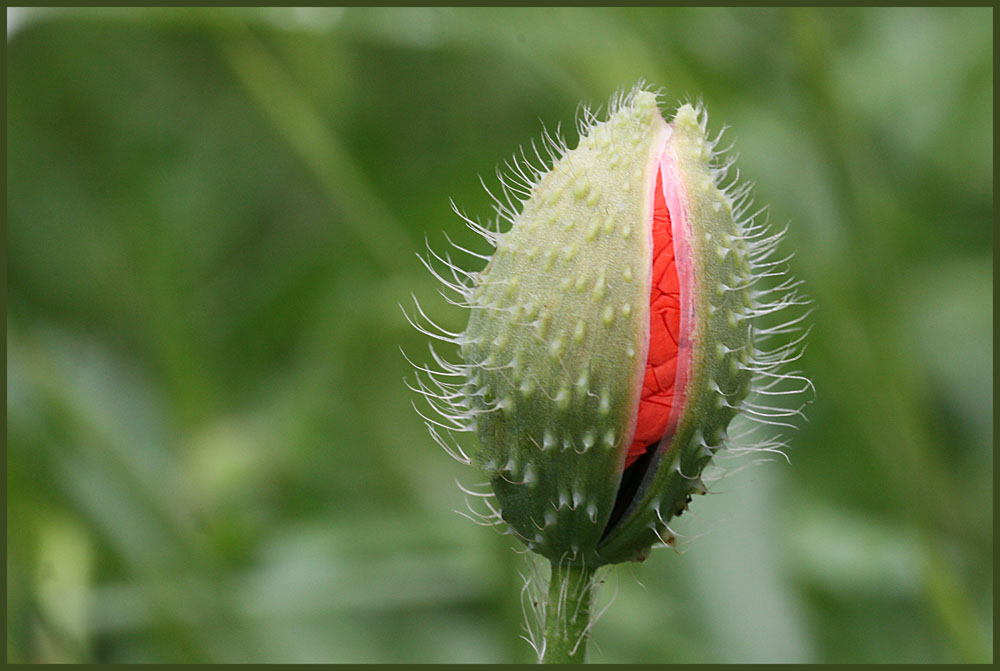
[{"left": 218, "top": 26, "right": 413, "bottom": 273}]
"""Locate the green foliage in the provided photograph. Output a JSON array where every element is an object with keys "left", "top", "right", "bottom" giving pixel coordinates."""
[{"left": 6, "top": 7, "right": 992, "bottom": 663}]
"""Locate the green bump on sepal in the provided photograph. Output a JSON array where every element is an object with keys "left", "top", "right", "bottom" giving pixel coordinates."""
[
  {"left": 465, "top": 92, "right": 669, "bottom": 564},
  {"left": 596, "top": 104, "right": 755, "bottom": 565}
]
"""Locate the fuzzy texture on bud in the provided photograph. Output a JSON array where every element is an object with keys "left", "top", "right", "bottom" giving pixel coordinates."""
[{"left": 405, "top": 84, "right": 810, "bottom": 569}]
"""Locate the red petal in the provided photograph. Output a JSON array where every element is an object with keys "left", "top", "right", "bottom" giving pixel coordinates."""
[{"left": 625, "top": 166, "right": 683, "bottom": 469}]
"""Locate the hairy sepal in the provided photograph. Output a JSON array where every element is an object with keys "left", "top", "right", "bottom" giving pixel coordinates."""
[
  {"left": 408, "top": 87, "right": 811, "bottom": 569},
  {"left": 596, "top": 105, "right": 755, "bottom": 563},
  {"left": 463, "top": 92, "right": 668, "bottom": 564}
]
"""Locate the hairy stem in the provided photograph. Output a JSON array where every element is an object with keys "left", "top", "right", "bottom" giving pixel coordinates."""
[{"left": 541, "top": 562, "right": 597, "bottom": 664}]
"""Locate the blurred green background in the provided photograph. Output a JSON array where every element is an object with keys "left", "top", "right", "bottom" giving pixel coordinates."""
[{"left": 6, "top": 7, "right": 992, "bottom": 663}]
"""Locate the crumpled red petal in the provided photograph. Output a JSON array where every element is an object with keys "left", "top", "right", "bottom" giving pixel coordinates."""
[{"left": 625, "top": 166, "right": 683, "bottom": 468}]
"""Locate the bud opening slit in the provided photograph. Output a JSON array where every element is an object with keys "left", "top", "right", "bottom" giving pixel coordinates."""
[{"left": 604, "top": 152, "right": 693, "bottom": 536}]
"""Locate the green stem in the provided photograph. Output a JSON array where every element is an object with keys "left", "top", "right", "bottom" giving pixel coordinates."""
[{"left": 541, "top": 562, "right": 597, "bottom": 664}]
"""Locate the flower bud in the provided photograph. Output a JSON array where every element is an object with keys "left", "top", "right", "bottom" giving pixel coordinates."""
[{"left": 407, "top": 85, "right": 808, "bottom": 567}]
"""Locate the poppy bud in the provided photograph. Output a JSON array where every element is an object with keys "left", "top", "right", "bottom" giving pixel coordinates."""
[{"left": 406, "top": 84, "right": 809, "bottom": 569}]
